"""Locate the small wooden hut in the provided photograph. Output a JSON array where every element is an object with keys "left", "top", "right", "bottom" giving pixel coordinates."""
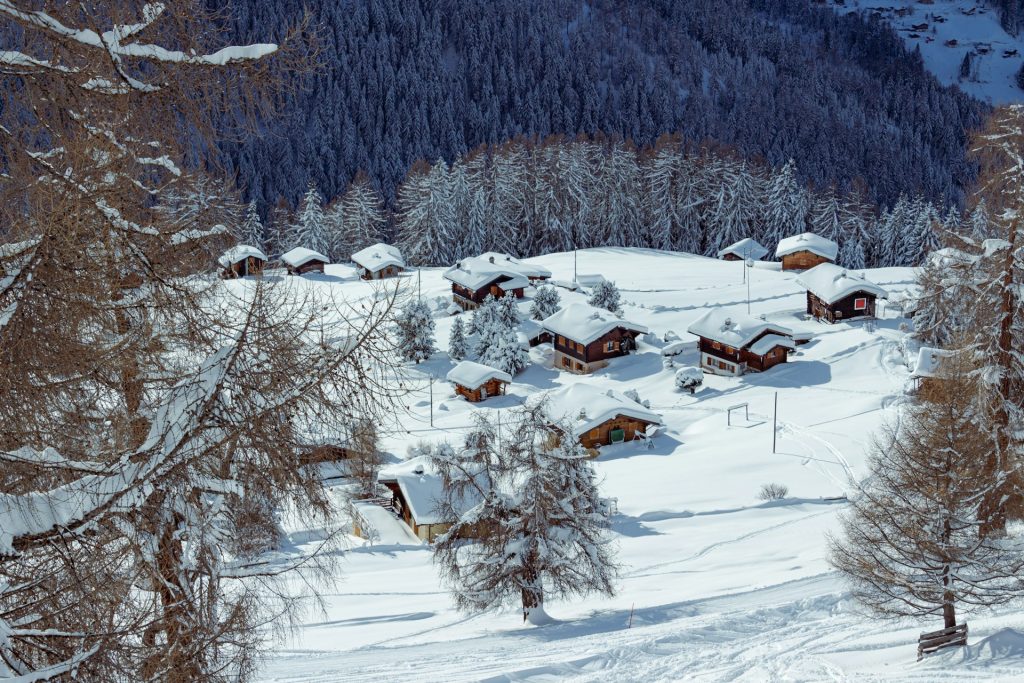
[
  {"left": 797, "top": 263, "right": 888, "bottom": 323},
  {"left": 775, "top": 232, "right": 838, "bottom": 271},
  {"left": 545, "top": 384, "right": 663, "bottom": 450},
  {"left": 446, "top": 361, "right": 513, "bottom": 402},
  {"left": 218, "top": 244, "right": 267, "bottom": 279},
  {"left": 718, "top": 238, "right": 768, "bottom": 262},
  {"left": 351, "top": 243, "right": 405, "bottom": 280},
  {"left": 281, "top": 247, "right": 329, "bottom": 275}
]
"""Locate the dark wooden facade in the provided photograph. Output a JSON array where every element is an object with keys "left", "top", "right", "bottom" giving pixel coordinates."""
[
  {"left": 451, "top": 276, "right": 525, "bottom": 310},
  {"left": 453, "top": 377, "right": 509, "bottom": 402},
  {"left": 721, "top": 252, "right": 742, "bottom": 262},
  {"left": 287, "top": 259, "right": 326, "bottom": 276},
  {"left": 579, "top": 414, "right": 659, "bottom": 449},
  {"left": 698, "top": 331, "right": 790, "bottom": 375},
  {"left": 806, "top": 290, "right": 877, "bottom": 324},
  {"left": 222, "top": 256, "right": 265, "bottom": 279},
  {"left": 360, "top": 264, "right": 402, "bottom": 280},
  {"left": 379, "top": 481, "right": 452, "bottom": 542},
  {"left": 297, "top": 444, "right": 353, "bottom": 467},
  {"left": 553, "top": 327, "right": 640, "bottom": 373},
  {"left": 781, "top": 250, "right": 832, "bottom": 271}
]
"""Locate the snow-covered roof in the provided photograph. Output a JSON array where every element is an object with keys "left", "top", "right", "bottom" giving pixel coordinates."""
[
  {"left": 445, "top": 360, "right": 513, "bottom": 390},
  {"left": 477, "top": 252, "right": 552, "bottom": 279},
  {"left": 218, "top": 244, "right": 267, "bottom": 268},
  {"left": 281, "top": 246, "right": 329, "bottom": 268},
  {"left": 541, "top": 384, "right": 663, "bottom": 438},
  {"left": 718, "top": 238, "right": 768, "bottom": 261},
  {"left": 687, "top": 309, "right": 793, "bottom": 349},
  {"left": 775, "top": 232, "right": 838, "bottom": 260},
  {"left": 796, "top": 263, "right": 888, "bottom": 305},
  {"left": 443, "top": 257, "right": 530, "bottom": 292},
  {"left": 748, "top": 333, "right": 796, "bottom": 356},
  {"left": 378, "top": 457, "right": 480, "bottom": 525},
  {"left": 576, "top": 273, "right": 607, "bottom": 288},
  {"left": 541, "top": 303, "right": 647, "bottom": 345},
  {"left": 911, "top": 346, "right": 958, "bottom": 379},
  {"left": 351, "top": 242, "right": 404, "bottom": 272}
]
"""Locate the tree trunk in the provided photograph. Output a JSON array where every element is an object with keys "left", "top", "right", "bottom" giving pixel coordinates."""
[{"left": 521, "top": 564, "right": 544, "bottom": 624}]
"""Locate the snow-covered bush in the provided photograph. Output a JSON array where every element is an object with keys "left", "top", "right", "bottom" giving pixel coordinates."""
[
  {"left": 675, "top": 366, "right": 704, "bottom": 394},
  {"left": 449, "top": 316, "right": 469, "bottom": 361},
  {"left": 757, "top": 483, "right": 789, "bottom": 501},
  {"left": 623, "top": 388, "right": 651, "bottom": 409},
  {"left": 530, "top": 286, "right": 561, "bottom": 320},
  {"left": 395, "top": 299, "right": 435, "bottom": 363},
  {"left": 588, "top": 280, "right": 622, "bottom": 314},
  {"left": 479, "top": 325, "right": 530, "bottom": 375}
]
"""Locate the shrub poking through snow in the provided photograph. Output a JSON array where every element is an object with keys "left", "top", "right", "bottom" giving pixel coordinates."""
[
  {"left": 588, "top": 280, "right": 622, "bottom": 314},
  {"left": 431, "top": 402, "right": 619, "bottom": 625},
  {"left": 449, "top": 316, "right": 469, "bottom": 361},
  {"left": 530, "top": 286, "right": 561, "bottom": 320},
  {"left": 675, "top": 367, "right": 704, "bottom": 394},
  {"left": 395, "top": 299, "right": 435, "bottom": 363},
  {"left": 758, "top": 483, "right": 789, "bottom": 501}
]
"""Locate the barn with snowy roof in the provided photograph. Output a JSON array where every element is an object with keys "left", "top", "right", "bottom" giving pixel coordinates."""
[
  {"left": 218, "top": 244, "right": 267, "bottom": 279},
  {"left": 775, "top": 232, "right": 838, "bottom": 271},
  {"left": 281, "top": 247, "right": 329, "bottom": 275},
  {"left": 446, "top": 361, "right": 513, "bottom": 402},
  {"left": 351, "top": 243, "right": 404, "bottom": 280},
  {"left": 374, "top": 457, "right": 482, "bottom": 542},
  {"left": 542, "top": 384, "right": 663, "bottom": 449},
  {"left": 443, "top": 256, "right": 530, "bottom": 310},
  {"left": 797, "top": 263, "right": 888, "bottom": 324},
  {"left": 687, "top": 309, "right": 795, "bottom": 376},
  {"left": 541, "top": 303, "right": 647, "bottom": 374},
  {"left": 718, "top": 238, "right": 768, "bottom": 262}
]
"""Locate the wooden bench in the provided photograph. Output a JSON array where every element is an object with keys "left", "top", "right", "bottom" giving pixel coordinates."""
[{"left": 918, "top": 623, "right": 968, "bottom": 660}]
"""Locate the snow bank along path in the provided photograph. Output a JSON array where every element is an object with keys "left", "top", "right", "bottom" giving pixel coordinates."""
[{"left": 238, "top": 249, "right": 1023, "bottom": 682}]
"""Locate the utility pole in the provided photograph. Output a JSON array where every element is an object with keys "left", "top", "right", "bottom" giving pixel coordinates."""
[
  {"left": 574, "top": 249, "right": 578, "bottom": 284},
  {"left": 417, "top": 267, "right": 422, "bottom": 303},
  {"left": 772, "top": 391, "right": 778, "bottom": 454},
  {"left": 429, "top": 375, "right": 434, "bottom": 427},
  {"left": 746, "top": 258, "right": 752, "bottom": 314}
]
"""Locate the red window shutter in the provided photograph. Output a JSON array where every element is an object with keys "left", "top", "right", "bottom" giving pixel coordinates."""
[{"left": 854, "top": 297, "right": 867, "bottom": 311}]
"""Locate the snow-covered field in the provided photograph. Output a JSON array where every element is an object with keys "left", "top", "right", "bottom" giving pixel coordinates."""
[
  {"left": 839, "top": 0, "right": 1024, "bottom": 104},
  {"left": 230, "top": 249, "right": 1024, "bottom": 682}
]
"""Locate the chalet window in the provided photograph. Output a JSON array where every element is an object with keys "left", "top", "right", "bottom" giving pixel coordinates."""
[
  {"left": 561, "top": 356, "right": 570, "bottom": 368},
  {"left": 576, "top": 361, "right": 585, "bottom": 371},
  {"left": 605, "top": 341, "right": 616, "bottom": 353},
  {"left": 854, "top": 297, "right": 867, "bottom": 311},
  {"left": 557, "top": 335, "right": 565, "bottom": 346},
  {"left": 725, "top": 346, "right": 734, "bottom": 354},
  {"left": 836, "top": 310, "right": 843, "bottom": 318},
  {"left": 712, "top": 341, "right": 721, "bottom": 350}
]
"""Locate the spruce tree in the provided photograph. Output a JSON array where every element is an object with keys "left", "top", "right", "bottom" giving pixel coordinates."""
[
  {"left": 395, "top": 299, "right": 435, "bottom": 364},
  {"left": 238, "top": 200, "right": 266, "bottom": 249},
  {"left": 449, "top": 316, "right": 469, "bottom": 361},
  {"left": 289, "top": 182, "right": 330, "bottom": 255},
  {"left": 588, "top": 280, "right": 623, "bottom": 315},
  {"left": 530, "top": 286, "right": 561, "bottom": 320}
]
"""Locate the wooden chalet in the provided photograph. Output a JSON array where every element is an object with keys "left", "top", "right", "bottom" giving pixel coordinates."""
[
  {"left": 775, "top": 232, "right": 838, "bottom": 271},
  {"left": 797, "top": 264, "right": 888, "bottom": 324},
  {"left": 375, "top": 458, "right": 482, "bottom": 543},
  {"left": 218, "top": 244, "right": 267, "bottom": 279},
  {"left": 544, "top": 384, "right": 663, "bottom": 450},
  {"left": 443, "top": 256, "right": 530, "bottom": 310},
  {"left": 541, "top": 303, "right": 647, "bottom": 374},
  {"left": 717, "top": 238, "right": 768, "bottom": 262},
  {"left": 446, "top": 361, "right": 513, "bottom": 402},
  {"left": 477, "top": 252, "right": 552, "bottom": 282},
  {"left": 351, "top": 243, "right": 405, "bottom": 280},
  {"left": 281, "top": 247, "right": 329, "bottom": 275},
  {"left": 687, "top": 309, "right": 796, "bottom": 377}
]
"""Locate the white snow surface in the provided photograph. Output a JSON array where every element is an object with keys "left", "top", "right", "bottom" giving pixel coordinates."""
[
  {"left": 539, "top": 383, "right": 664, "bottom": 438},
  {"left": 236, "top": 248, "right": 1024, "bottom": 682},
  {"left": 774, "top": 232, "right": 839, "bottom": 260},
  {"left": 541, "top": 302, "right": 647, "bottom": 345},
  {"left": 717, "top": 237, "right": 768, "bottom": 261},
  {"left": 446, "top": 360, "right": 513, "bottom": 390},
  {"left": 796, "top": 262, "right": 889, "bottom": 304},
  {"left": 217, "top": 244, "right": 266, "bottom": 268},
  {"left": 477, "top": 251, "right": 553, "bottom": 279},
  {"left": 837, "top": 0, "right": 1024, "bottom": 104},
  {"left": 912, "top": 345, "right": 959, "bottom": 378},
  {"left": 443, "top": 256, "right": 531, "bottom": 292},
  {"left": 687, "top": 308, "right": 794, "bottom": 348},
  {"left": 280, "top": 247, "right": 328, "bottom": 268},
  {"left": 350, "top": 242, "right": 404, "bottom": 273}
]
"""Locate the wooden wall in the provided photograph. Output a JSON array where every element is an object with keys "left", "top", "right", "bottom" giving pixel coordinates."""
[
  {"left": 781, "top": 251, "right": 831, "bottom": 271},
  {"left": 453, "top": 378, "right": 508, "bottom": 402},
  {"left": 288, "top": 260, "right": 326, "bottom": 275},
  {"left": 580, "top": 415, "right": 657, "bottom": 449},
  {"left": 806, "top": 290, "right": 877, "bottom": 323}
]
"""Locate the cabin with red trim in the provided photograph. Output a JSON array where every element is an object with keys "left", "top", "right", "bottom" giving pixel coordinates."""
[
  {"left": 775, "top": 232, "right": 838, "bottom": 271},
  {"left": 281, "top": 247, "right": 329, "bottom": 275},
  {"left": 687, "top": 309, "right": 796, "bottom": 377},
  {"left": 541, "top": 303, "right": 647, "bottom": 374},
  {"left": 218, "top": 244, "right": 267, "bottom": 279},
  {"left": 796, "top": 263, "right": 888, "bottom": 324}
]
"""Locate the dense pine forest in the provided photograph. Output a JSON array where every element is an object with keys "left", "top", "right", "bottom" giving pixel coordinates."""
[{"left": 216, "top": 0, "right": 985, "bottom": 218}]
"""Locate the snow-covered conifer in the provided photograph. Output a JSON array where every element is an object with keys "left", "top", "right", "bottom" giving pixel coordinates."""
[
  {"left": 764, "top": 158, "right": 807, "bottom": 248},
  {"left": 394, "top": 299, "right": 435, "bottom": 363},
  {"left": 432, "top": 404, "right": 619, "bottom": 624},
  {"left": 588, "top": 280, "right": 623, "bottom": 314},
  {"left": 530, "top": 286, "right": 561, "bottom": 320},
  {"left": 838, "top": 236, "right": 866, "bottom": 271},
  {"left": 449, "top": 316, "right": 469, "bottom": 361},
  {"left": 479, "top": 325, "right": 530, "bottom": 375},
  {"left": 239, "top": 200, "right": 266, "bottom": 249},
  {"left": 289, "top": 182, "right": 330, "bottom": 255},
  {"left": 810, "top": 188, "right": 843, "bottom": 243}
]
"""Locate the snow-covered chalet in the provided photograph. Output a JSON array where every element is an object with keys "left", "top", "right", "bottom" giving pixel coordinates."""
[
  {"left": 688, "top": 309, "right": 795, "bottom": 376},
  {"left": 718, "top": 237, "right": 768, "bottom": 262},
  {"left": 218, "top": 244, "right": 267, "bottom": 279},
  {"left": 775, "top": 232, "right": 838, "bottom": 271},
  {"left": 281, "top": 247, "right": 329, "bottom": 275},
  {"left": 797, "top": 263, "right": 888, "bottom": 324},
  {"left": 446, "top": 360, "right": 512, "bottom": 402},
  {"left": 541, "top": 303, "right": 647, "bottom": 374},
  {"left": 443, "top": 254, "right": 545, "bottom": 310},
  {"left": 543, "top": 384, "right": 663, "bottom": 449},
  {"left": 351, "top": 242, "right": 404, "bottom": 280}
]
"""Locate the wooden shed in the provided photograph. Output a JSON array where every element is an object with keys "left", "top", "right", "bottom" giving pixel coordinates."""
[
  {"left": 542, "top": 303, "right": 647, "bottom": 374},
  {"left": 797, "top": 263, "right": 888, "bottom": 324},
  {"left": 218, "top": 244, "right": 267, "bottom": 279},
  {"left": 281, "top": 247, "right": 329, "bottom": 275},
  {"left": 687, "top": 309, "right": 797, "bottom": 377},
  {"left": 717, "top": 238, "right": 768, "bottom": 262},
  {"left": 446, "top": 361, "right": 513, "bottom": 402},
  {"left": 351, "top": 243, "right": 405, "bottom": 280},
  {"left": 545, "top": 384, "right": 663, "bottom": 450},
  {"left": 775, "top": 232, "right": 838, "bottom": 271}
]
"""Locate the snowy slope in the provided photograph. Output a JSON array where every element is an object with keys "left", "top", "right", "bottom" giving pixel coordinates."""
[
  {"left": 839, "top": 0, "right": 1024, "bottom": 104},
  {"left": 222, "top": 250, "right": 1024, "bottom": 682}
]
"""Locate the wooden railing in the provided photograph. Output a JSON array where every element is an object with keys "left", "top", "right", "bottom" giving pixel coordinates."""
[{"left": 917, "top": 623, "right": 967, "bottom": 660}]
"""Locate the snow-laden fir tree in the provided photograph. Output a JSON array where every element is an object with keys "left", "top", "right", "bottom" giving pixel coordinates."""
[
  {"left": 838, "top": 236, "right": 866, "bottom": 271},
  {"left": 810, "top": 188, "right": 843, "bottom": 243},
  {"left": 830, "top": 356, "right": 1024, "bottom": 633},
  {"left": 468, "top": 294, "right": 500, "bottom": 336},
  {"left": 530, "top": 286, "right": 561, "bottom": 320},
  {"left": 588, "top": 280, "right": 623, "bottom": 315},
  {"left": 880, "top": 194, "right": 911, "bottom": 266},
  {"left": 289, "top": 182, "right": 330, "bottom": 255},
  {"left": 330, "top": 171, "right": 386, "bottom": 260},
  {"left": 497, "top": 292, "right": 521, "bottom": 328},
  {"left": 969, "top": 198, "right": 993, "bottom": 240},
  {"left": 238, "top": 200, "right": 267, "bottom": 250},
  {"left": 449, "top": 316, "right": 469, "bottom": 361},
  {"left": 764, "top": 158, "right": 807, "bottom": 249},
  {"left": 479, "top": 324, "right": 530, "bottom": 376},
  {"left": 432, "top": 403, "right": 619, "bottom": 624},
  {"left": 397, "top": 159, "right": 456, "bottom": 265},
  {"left": 394, "top": 299, "right": 435, "bottom": 364}
]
